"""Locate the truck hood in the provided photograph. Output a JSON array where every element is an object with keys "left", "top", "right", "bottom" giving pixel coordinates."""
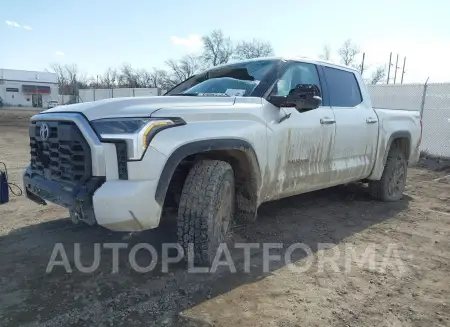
[{"left": 41, "top": 96, "right": 237, "bottom": 121}]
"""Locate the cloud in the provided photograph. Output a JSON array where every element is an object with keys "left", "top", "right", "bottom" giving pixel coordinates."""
[
  {"left": 5, "top": 20, "right": 32, "bottom": 30},
  {"left": 55, "top": 51, "right": 65, "bottom": 56},
  {"left": 5, "top": 20, "right": 21, "bottom": 28},
  {"left": 170, "top": 34, "right": 203, "bottom": 51}
]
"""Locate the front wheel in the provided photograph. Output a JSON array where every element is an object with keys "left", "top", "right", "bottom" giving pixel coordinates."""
[
  {"left": 369, "top": 147, "right": 407, "bottom": 201},
  {"left": 177, "top": 160, "right": 235, "bottom": 265}
]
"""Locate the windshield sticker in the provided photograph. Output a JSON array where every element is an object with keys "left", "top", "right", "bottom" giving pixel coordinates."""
[
  {"left": 225, "top": 89, "right": 246, "bottom": 97},
  {"left": 197, "top": 93, "right": 230, "bottom": 97}
]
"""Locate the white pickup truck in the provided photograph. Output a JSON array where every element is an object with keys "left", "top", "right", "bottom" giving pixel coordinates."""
[{"left": 23, "top": 57, "right": 422, "bottom": 264}]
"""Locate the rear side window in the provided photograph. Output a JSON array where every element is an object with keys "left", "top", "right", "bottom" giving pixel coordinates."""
[{"left": 323, "top": 67, "right": 362, "bottom": 107}]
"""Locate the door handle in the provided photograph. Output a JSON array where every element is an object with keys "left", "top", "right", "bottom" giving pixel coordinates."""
[
  {"left": 320, "top": 117, "right": 336, "bottom": 125},
  {"left": 366, "top": 117, "right": 378, "bottom": 124}
]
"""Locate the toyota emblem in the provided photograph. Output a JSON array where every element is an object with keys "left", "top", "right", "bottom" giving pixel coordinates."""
[{"left": 40, "top": 124, "right": 50, "bottom": 140}]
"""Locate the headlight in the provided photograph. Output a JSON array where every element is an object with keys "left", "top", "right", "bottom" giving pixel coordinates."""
[
  {"left": 91, "top": 118, "right": 152, "bottom": 134},
  {"left": 91, "top": 117, "right": 184, "bottom": 160}
]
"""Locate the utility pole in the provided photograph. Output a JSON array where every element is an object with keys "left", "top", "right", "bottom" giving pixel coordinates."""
[
  {"left": 393, "top": 54, "right": 399, "bottom": 84},
  {"left": 420, "top": 77, "right": 429, "bottom": 118},
  {"left": 360, "top": 52, "right": 366, "bottom": 75},
  {"left": 94, "top": 75, "right": 99, "bottom": 101},
  {"left": 401, "top": 57, "right": 406, "bottom": 84},
  {"left": 387, "top": 52, "right": 392, "bottom": 84}
]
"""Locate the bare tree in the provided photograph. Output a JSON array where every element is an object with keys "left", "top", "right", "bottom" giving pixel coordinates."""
[
  {"left": 135, "top": 68, "right": 171, "bottom": 89},
  {"left": 65, "top": 64, "right": 88, "bottom": 88},
  {"left": 165, "top": 55, "right": 202, "bottom": 86},
  {"left": 338, "top": 39, "right": 360, "bottom": 66},
  {"left": 202, "top": 29, "right": 234, "bottom": 67},
  {"left": 49, "top": 63, "right": 88, "bottom": 96},
  {"left": 234, "top": 39, "right": 274, "bottom": 59},
  {"left": 148, "top": 68, "right": 171, "bottom": 89},
  {"left": 370, "top": 66, "right": 386, "bottom": 85},
  {"left": 135, "top": 69, "right": 151, "bottom": 88},
  {"left": 118, "top": 64, "right": 140, "bottom": 88},
  {"left": 319, "top": 45, "right": 331, "bottom": 61},
  {"left": 86, "top": 77, "right": 96, "bottom": 88},
  {"left": 49, "top": 63, "right": 68, "bottom": 89},
  {"left": 100, "top": 68, "right": 118, "bottom": 88}
]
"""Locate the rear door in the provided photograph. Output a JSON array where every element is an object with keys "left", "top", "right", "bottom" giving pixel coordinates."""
[{"left": 321, "top": 66, "right": 378, "bottom": 184}]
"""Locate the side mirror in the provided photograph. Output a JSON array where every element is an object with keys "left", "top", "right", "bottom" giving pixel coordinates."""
[{"left": 269, "top": 84, "right": 322, "bottom": 112}]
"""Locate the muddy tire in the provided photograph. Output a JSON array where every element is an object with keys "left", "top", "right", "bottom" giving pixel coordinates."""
[
  {"left": 369, "top": 146, "right": 407, "bottom": 201},
  {"left": 177, "top": 160, "right": 235, "bottom": 265}
]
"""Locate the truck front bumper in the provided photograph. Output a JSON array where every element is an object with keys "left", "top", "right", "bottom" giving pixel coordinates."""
[
  {"left": 92, "top": 179, "right": 162, "bottom": 231},
  {"left": 24, "top": 166, "right": 163, "bottom": 232},
  {"left": 25, "top": 112, "right": 167, "bottom": 232}
]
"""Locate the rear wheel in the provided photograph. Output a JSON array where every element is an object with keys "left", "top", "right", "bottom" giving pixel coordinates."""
[
  {"left": 177, "top": 160, "right": 235, "bottom": 265},
  {"left": 369, "top": 147, "right": 407, "bottom": 201}
]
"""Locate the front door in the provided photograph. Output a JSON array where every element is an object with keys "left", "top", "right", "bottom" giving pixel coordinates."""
[
  {"left": 321, "top": 66, "right": 379, "bottom": 185},
  {"left": 266, "top": 62, "right": 336, "bottom": 199}
]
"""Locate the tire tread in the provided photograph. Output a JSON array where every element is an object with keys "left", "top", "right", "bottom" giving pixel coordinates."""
[
  {"left": 177, "top": 160, "right": 234, "bottom": 265},
  {"left": 369, "top": 146, "right": 407, "bottom": 202}
]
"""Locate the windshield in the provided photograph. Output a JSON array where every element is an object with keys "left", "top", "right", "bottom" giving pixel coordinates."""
[{"left": 166, "top": 59, "right": 279, "bottom": 97}]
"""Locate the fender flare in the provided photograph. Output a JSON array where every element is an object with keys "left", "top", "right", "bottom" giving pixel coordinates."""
[
  {"left": 382, "top": 131, "right": 412, "bottom": 165},
  {"left": 155, "top": 139, "right": 261, "bottom": 205}
]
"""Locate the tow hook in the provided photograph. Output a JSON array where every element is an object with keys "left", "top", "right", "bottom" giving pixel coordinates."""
[{"left": 69, "top": 209, "right": 82, "bottom": 224}]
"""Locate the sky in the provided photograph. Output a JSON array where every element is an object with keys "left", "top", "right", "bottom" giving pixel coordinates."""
[{"left": 1, "top": 0, "right": 449, "bottom": 83}]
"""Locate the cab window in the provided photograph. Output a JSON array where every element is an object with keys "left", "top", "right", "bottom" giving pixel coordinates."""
[
  {"left": 272, "top": 62, "right": 321, "bottom": 96},
  {"left": 323, "top": 67, "right": 362, "bottom": 107}
]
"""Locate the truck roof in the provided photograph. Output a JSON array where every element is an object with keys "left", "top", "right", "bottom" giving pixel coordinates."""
[{"left": 217, "top": 56, "right": 360, "bottom": 74}]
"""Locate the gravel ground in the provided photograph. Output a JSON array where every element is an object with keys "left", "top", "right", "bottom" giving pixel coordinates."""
[{"left": 0, "top": 109, "right": 449, "bottom": 327}]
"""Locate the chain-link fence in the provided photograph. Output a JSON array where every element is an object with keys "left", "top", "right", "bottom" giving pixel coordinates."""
[{"left": 367, "top": 83, "right": 450, "bottom": 159}]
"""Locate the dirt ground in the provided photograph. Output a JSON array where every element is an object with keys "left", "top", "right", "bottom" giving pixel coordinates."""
[{"left": 0, "top": 109, "right": 449, "bottom": 327}]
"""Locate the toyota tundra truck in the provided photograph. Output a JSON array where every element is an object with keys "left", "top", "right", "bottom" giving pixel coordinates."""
[{"left": 23, "top": 57, "right": 422, "bottom": 264}]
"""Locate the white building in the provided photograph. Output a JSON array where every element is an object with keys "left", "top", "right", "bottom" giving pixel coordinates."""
[{"left": 0, "top": 69, "right": 59, "bottom": 108}]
